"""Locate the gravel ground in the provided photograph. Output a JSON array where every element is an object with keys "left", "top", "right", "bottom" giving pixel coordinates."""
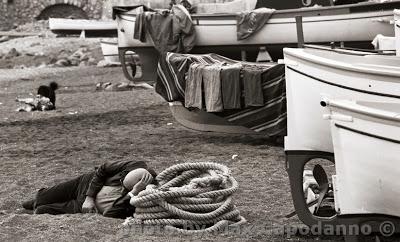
[{"left": 0, "top": 35, "right": 397, "bottom": 242}]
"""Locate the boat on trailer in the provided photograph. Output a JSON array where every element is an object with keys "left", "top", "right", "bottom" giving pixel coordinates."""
[
  {"left": 114, "top": 1, "right": 400, "bottom": 82},
  {"left": 283, "top": 47, "right": 400, "bottom": 154},
  {"left": 282, "top": 45, "right": 400, "bottom": 237}
]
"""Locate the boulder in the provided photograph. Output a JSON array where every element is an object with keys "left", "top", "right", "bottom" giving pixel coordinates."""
[{"left": 4, "top": 48, "right": 21, "bottom": 59}]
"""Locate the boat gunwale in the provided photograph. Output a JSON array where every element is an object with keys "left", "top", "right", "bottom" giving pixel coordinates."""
[
  {"left": 100, "top": 40, "right": 118, "bottom": 45},
  {"left": 116, "top": 11, "right": 395, "bottom": 26},
  {"left": 284, "top": 48, "right": 400, "bottom": 78},
  {"left": 326, "top": 99, "right": 400, "bottom": 124},
  {"left": 114, "top": 0, "right": 400, "bottom": 19},
  {"left": 334, "top": 123, "right": 400, "bottom": 144}
]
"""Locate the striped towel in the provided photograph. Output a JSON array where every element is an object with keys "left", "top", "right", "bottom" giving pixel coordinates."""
[{"left": 155, "top": 52, "right": 286, "bottom": 136}]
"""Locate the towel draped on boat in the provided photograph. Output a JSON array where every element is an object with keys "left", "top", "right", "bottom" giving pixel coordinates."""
[
  {"left": 134, "top": 5, "right": 196, "bottom": 54},
  {"left": 237, "top": 8, "right": 275, "bottom": 40},
  {"left": 156, "top": 52, "right": 287, "bottom": 136}
]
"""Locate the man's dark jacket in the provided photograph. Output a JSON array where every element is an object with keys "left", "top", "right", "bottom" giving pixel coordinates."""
[{"left": 86, "top": 160, "right": 157, "bottom": 219}]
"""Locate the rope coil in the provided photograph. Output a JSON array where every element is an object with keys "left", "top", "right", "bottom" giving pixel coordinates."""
[{"left": 124, "top": 162, "right": 246, "bottom": 234}]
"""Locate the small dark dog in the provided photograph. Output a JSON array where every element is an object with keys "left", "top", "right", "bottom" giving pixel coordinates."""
[{"left": 37, "top": 82, "right": 59, "bottom": 109}]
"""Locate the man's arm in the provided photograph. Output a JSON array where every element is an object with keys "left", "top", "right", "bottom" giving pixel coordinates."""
[
  {"left": 85, "top": 160, "right": 148, "bottom": 198},
  {"left": 82, "top": 160, "right": 149, "bottom": 213},
  {"left": 103, "top": 169, "right": 154, "bottom": 218},
  {"left": 82, "top": 196, "right": 96, "bottom": 213}
]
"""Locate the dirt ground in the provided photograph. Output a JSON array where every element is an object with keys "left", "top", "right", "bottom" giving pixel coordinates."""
[
  {"left": 0, "top": 36, "right": 396, "bottom": 242},
  {"left": 0, "top": 64, "right": 333, "bottom": 242}
]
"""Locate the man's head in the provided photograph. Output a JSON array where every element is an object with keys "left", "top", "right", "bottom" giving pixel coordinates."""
[{"left": 123, "top": 168, "right": 154, "bottom": 191}]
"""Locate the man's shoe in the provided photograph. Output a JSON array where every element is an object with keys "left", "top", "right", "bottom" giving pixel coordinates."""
[{"left": 22, "top": 199, "right": 35, "bottom": 210}]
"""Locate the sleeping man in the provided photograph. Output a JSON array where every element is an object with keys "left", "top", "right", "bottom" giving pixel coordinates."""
[{"left": 22, "top": 160, "right": 156, "bottom": 219}]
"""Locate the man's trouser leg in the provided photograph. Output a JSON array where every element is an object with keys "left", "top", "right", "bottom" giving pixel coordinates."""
[{"left": 34, "top": 172, "right": 95, "bottom": 214}]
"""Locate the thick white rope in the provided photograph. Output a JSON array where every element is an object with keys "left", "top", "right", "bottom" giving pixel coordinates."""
[{"left": 124, "top": 162, "right": 246, "bottom": 234}]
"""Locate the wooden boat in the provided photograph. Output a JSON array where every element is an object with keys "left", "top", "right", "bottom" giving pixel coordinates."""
[
  {"left": 283, "top": 47, "right": 400, "bottom": 154},
  {"left": 49, "top": 18, "right": 117, "bottom": 37},
  {"left": 325, "top": 99, "right": 400, "bottom": 217},
  {"left": 114, "top": 1, "right": 400, "bottom": 81}
]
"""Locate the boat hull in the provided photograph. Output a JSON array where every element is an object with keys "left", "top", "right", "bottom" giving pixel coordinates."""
[
  {"left": 49, "top": 18, "right": 117, "bottom": 37},
  {"left": 169, "top": 102, "right": 257, "bottom": 134},
  {"left": 116, "top": 4, "right": 396, "bottom": 49},
  {"left": 395, "top": 9, "right": 400, "bottom": 56},
  {"left": 283, "top": 48, "right": 400, "bottom": 153},
  {"left": 327, "top": 100, "right": 400, "bottom": 217},
  {"left": 115, "top": 2, "right": 400, "bottom": 81},
  {"left": 100, "top": 40, "right": 120, "bottom": 63}
]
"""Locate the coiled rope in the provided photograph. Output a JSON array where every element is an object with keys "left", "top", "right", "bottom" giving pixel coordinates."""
[{"left": 125, "top": 162, "right": 246, "bottom": 234}]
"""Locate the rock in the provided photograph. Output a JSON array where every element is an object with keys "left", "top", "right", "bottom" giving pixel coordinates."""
[
  {"left": 69, "top": 59, "right": 80, "bottom": 66},
  {"left": 37, "top": 62, "right": 47, "bottom": 69},
  {"left": 79, "top": 53, "right": 89, "bottom": 61},
  {"left": 13, "top": 65, "right": 27, "bottom": 69},
  {"left": 4, "top": 48, "right": 20, "bottom": 59},
  {"left": 79, "top": 61, "right": 87, "bottom": 67},
  {"left": 97, "top": 60, "right": 120, "bottom": 67},
  {"left": 58, "top": 50, "right": 70, "bottom": 59},
  {"left": 88, "top": 57, "right": 97, "bottom": 66},
  {"left": 30, "top": 42, "right": 40, "bottom": 47},
  {"left": 0, "top": 36, "right": 10, "bottom": 43},
  {"left": 69, "top": 48, "right": 85, "bottom": 60},
  {"left": 55, "top": 58, "right": 70, "bottom": 67},
  {"left": 34, "top": 52, "right": 45, "bottom": 57}
]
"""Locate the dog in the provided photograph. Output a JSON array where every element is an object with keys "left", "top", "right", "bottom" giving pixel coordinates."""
[{"left": 37, "top": 82, "right": 58, "bottom": 109}]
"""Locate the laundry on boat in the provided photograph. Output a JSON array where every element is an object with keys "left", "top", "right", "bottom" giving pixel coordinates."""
[
  {"left": 133, "top": 4, "right": 196, "bottom": 54},
  {"left": 236, "top": 8, "right": 275, "bottom": 40},
  {"left": 156, "top": 52, "right": 287, "bottom": 136}
]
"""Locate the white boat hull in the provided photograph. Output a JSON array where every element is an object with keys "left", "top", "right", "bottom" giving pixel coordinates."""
[
  {"left": 395, "top": 9, "right": 400, "bottom": 56},
  {"left": 100, "top": 39, "right": 120, "bottom": 63},
  {"left": 49, "top": 18, "right": 117, "bottom": 37},
  {"left": 326, "top": 100, "right": 400, "bottom": 217},
  {"left": 116, "top": 4, "right": 397, "bottom": 49},
  {"left": 115, "top": 2, "right": 400, "bottom": 81},
  {"left": 283, "top": 48, "right": 400, "bottom": 153},
  {"left": 49, "top": 18, "right": 117, "bottom": 31}
]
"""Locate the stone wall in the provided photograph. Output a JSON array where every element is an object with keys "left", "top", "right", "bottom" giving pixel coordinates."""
[{"left": 0, "top": 0, "right": 104, "bottom": 30}]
